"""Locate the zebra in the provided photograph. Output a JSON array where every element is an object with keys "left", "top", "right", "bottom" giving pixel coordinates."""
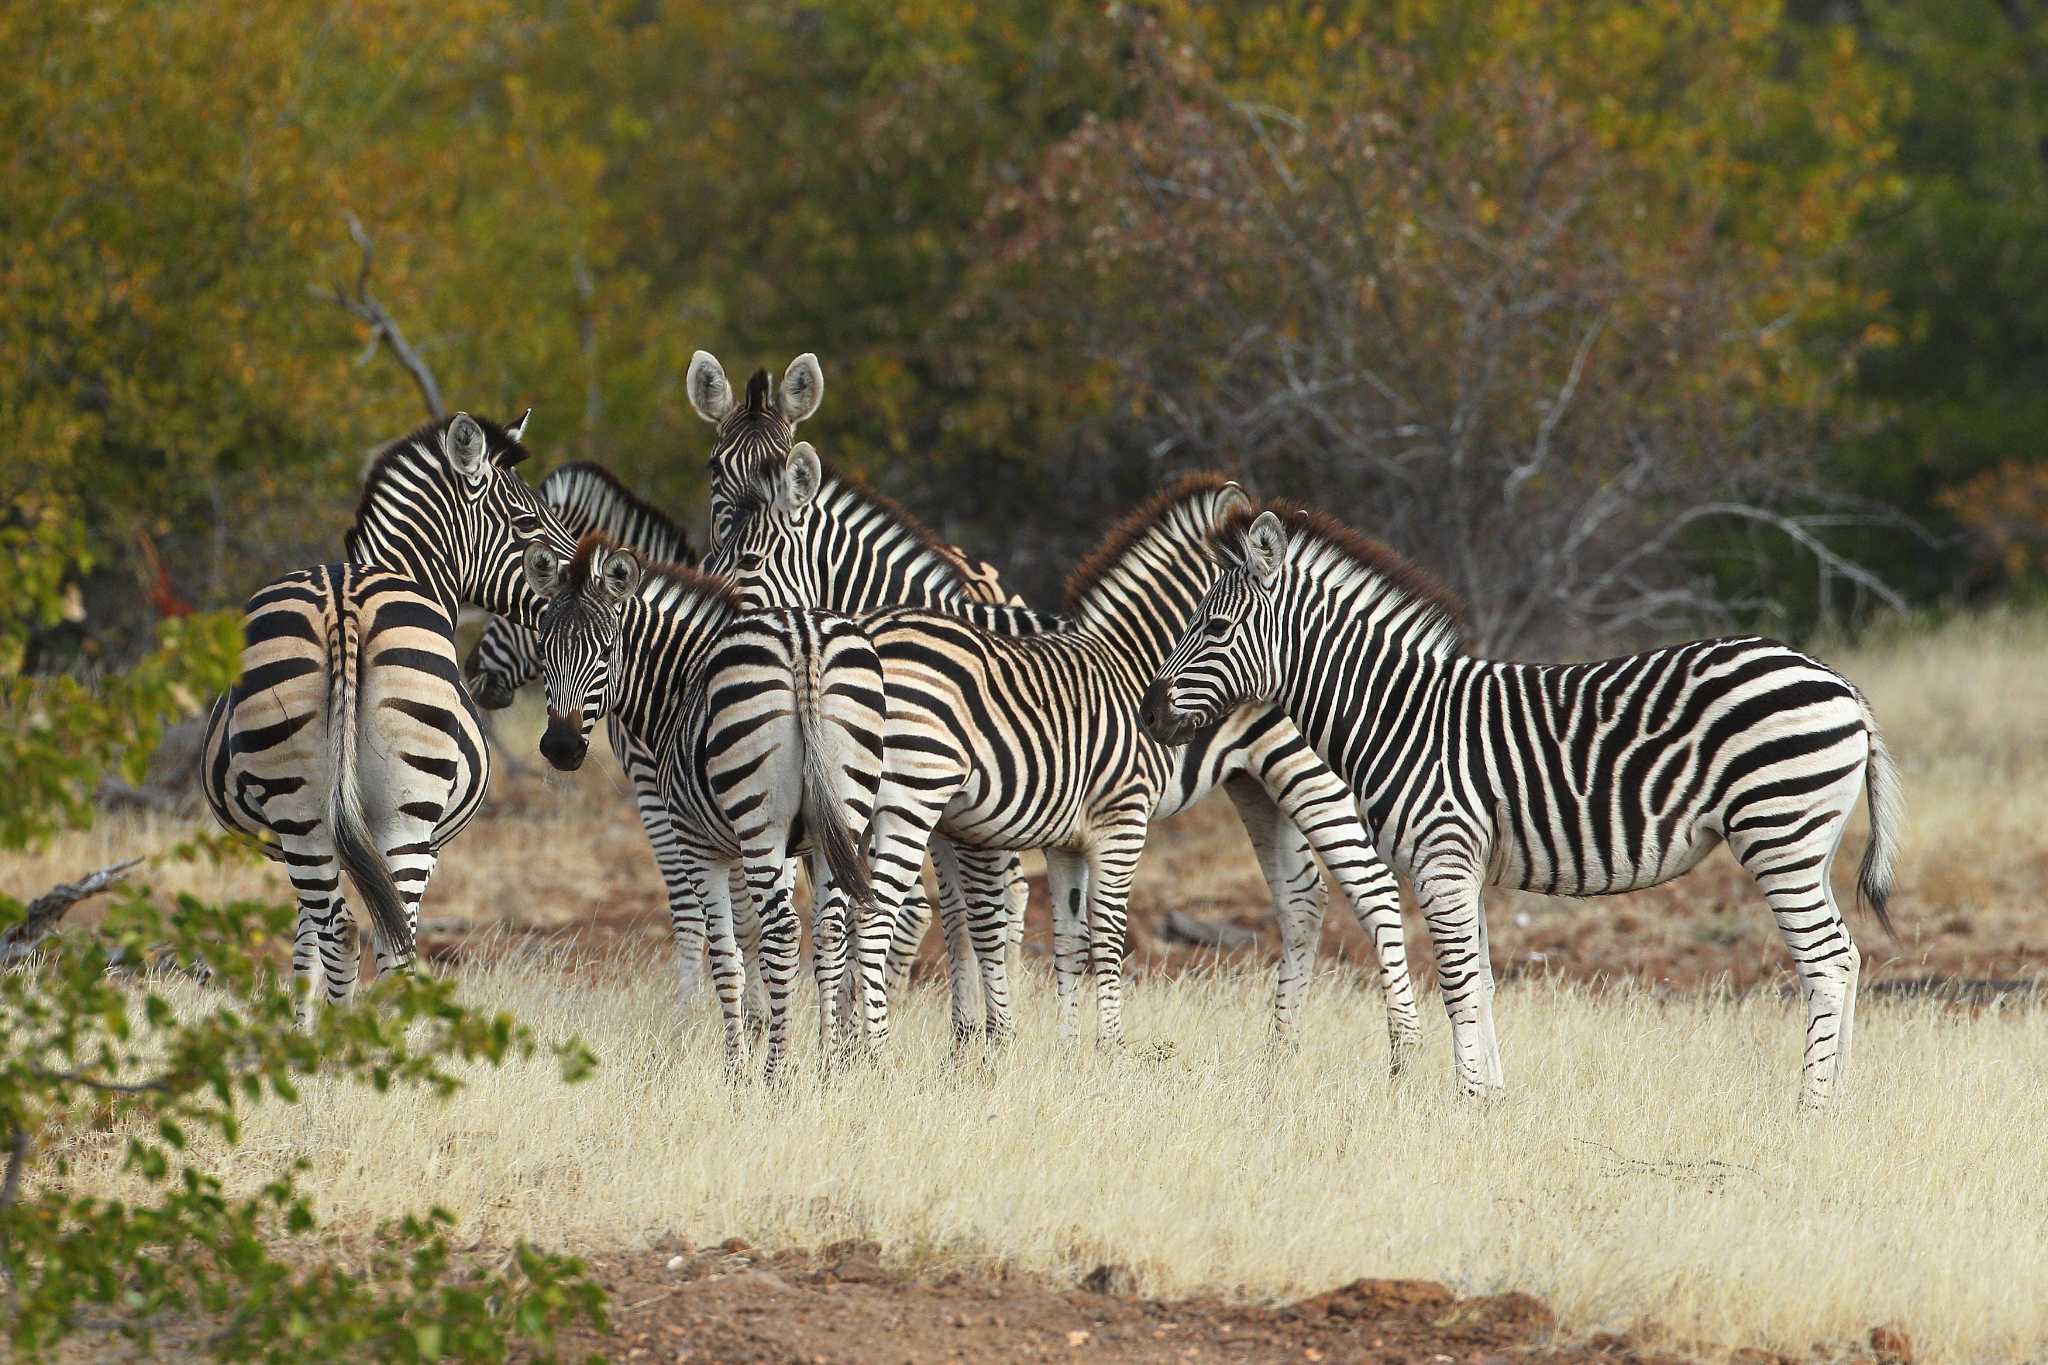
[
  {"left": 464, "top": 460, "right": 697, "bottom": 709},
  {"left": 688, "top": 349, "right": 1037, "bottom": 995},
  {"left": 524, "top": 534, "right": 883, "bottom": 1081},
  {"left": 715, "top": 455, "right": 1419, "bottom": 1062},
  {"left": 456, "top": 460, "right": 780, "bottom": 1020},
  {"left": 1141, "top": 503, "right": 1905, "bottom": 1107},
  {"left": 201, "top": 411, "right": 578, "bottom": 1021}
]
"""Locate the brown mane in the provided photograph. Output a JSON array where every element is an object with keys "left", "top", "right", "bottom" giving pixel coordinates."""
[
  {"left": 1061, "top": 472, "right": 1242, "bottom": 613},
  {"left": 1214, "top": 500, "right": 1469, "bottom": 649},
  {"left": 566, "top": 531, "right": 741, "bottom": 615}
]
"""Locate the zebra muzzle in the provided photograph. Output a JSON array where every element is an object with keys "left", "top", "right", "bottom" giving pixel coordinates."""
[
  {"left": 1140, "top": 679, "right": 1191, "bottom": 745},
  {"left": 539, "top": 713, "right": 589, "bottom": 771}
]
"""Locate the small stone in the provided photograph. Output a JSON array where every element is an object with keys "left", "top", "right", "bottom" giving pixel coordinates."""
[
  {"left": 1066, "top": 1328, "right": 1092, "bottom": 1346},
  {"left": 1870, "top": 1325, "right": 1913, "bottom": 1364},
  {"left": 665, "top": 1254, "right": 687, "bottom": 1272}
]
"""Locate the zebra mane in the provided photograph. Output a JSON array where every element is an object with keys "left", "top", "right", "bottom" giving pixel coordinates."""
[
  {"left": 1062, "top": 472, "right": 1243, "bottom": 616},
  {"left": 353, "top": 412, "right": 532, "bottom": 523},
  {"left": 733, "top": 453, "right": 972, "bottom": 591},
  {"left": 1216, "top": 501, "right": 1469, "bottom": 654},
  {"left": 567, "top": 531, "right": 740, "bottom": 616},
  {"left": 542, "top": 461, "right": 697, "bottom": 564},
  {"left": 744, "top": 368, "right": 772, "bottom": 415}
]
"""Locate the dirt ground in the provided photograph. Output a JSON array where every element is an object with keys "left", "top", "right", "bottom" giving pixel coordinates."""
[{"left": 542, "top": 1240, "right": 1852, "bottom": 1365}]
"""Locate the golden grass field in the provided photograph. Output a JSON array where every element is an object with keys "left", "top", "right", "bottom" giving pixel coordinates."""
[{"left": 9, "top": 610, "right": 2048, "bottom": 1361}]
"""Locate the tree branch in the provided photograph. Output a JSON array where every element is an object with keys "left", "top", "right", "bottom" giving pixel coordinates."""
[
  {"left": 316, "top": 212, "right": 445, "bottom": 421},
  {"left": 1, "top": 858, "right": 144, "bottom": 964}
]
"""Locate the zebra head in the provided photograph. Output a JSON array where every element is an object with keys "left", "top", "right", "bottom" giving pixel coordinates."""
[
  {"left": 461, "top": 616, "right": 536, "bottom": 711},
  {"left": 528, "top": 536, "right": 641, "bottom": 772},
  {"left": 1141, "top": 510, "right": 1289, "bottom": 745},
  {"left": 701, "top": 441, "right": 826, "bottom": 612},
  {"left": 686, "top": 350, "right": 823, "bottom": 549}
]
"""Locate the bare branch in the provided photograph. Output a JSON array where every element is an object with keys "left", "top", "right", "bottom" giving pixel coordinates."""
[
  {"left": 318, "top": 212, "right": 445, "bottom": 421},
  {"left": 1, "top": 858, "right": 144, "bottom": 964}
]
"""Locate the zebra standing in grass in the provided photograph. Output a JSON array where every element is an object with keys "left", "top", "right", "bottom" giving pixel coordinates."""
[
  {"left": 688, "top": 350, "right": 1037, "bottom": 992},
  {"left": 717, "top": 458, "right": 1419, "bottom": 1062},
  {"left": 459, "top": 461, "right": 773, "bottom": 1021},
  {"left": 1142, "top": 504, "right": 1904, "bottom": 1107},
  {"left": 524, "top": 535, "right": 884, "bottom": 1081},
  {"left": 202, "top": 412, "right": 577, "bottom": 1021}
]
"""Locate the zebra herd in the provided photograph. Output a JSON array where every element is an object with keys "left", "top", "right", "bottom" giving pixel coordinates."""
[{"left": 203, "top": 353, "right": 1902, "bottom": 1106}]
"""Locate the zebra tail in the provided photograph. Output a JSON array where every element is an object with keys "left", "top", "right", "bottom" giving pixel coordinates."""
[
  {"left": 326, "top": 615, "right": 416, "bottom": 968},
  {"left": 795, "top": 677, "right": 872, "bottom": 912},
  {"left": 1854, "top": 687, "right": 1904, "bottom": 944}
]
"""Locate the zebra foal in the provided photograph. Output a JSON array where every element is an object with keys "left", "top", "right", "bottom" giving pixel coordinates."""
[
  {"left": 1142, "top": 504, "right": 1904, "bottom": 1107},
  {"left": 201, "top": 412, "right": 577, "bottom": 1020}
]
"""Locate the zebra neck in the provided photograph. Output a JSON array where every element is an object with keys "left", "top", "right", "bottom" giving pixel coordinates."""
[
  {"left": 608, "top": 591, "right": 732, "bottom": 756},
  {"left": 812, "top": 479, "right": 969, "bottom": 611},
  {"left": 548, "top": 466, "right": 694, "bottom": 565},
  {"left": 1274, "top": 583, "right": 1464, "bottom": 803},
  {"left": 344, "top": 470, "right": 466, "bottom": 622}
]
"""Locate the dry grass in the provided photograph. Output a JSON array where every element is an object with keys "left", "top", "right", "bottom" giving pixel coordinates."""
[
  {"left": 51, "top": 957, "right": 2048, "bottom": 1363},
  {"left": 9, "top": 611, "right": 2048, "bottom": 1361}
]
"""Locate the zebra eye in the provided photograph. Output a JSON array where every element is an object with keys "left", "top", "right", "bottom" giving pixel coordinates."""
[
  {"left": 1205, "top": 615, "right": 1231, "bottom": 640},
  {"left": 739, "top": 553, "right": 766, "bottom": 572}
]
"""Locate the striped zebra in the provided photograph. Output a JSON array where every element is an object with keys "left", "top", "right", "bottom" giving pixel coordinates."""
[
  {"left": 457, "top": 461, "right": 778, "bottom": 1020},
  {"left": 201, "top": 412, "right": 577, "bottom": 1021},
  {"left": 1142, "top": 504, "right": 1905, "bottom": 1107},
  {"left": 716, "top": 458, "right": 1418, "bottom": 1061},
  {"left": 524, "top": 535, "right": 883, "bottom": 1081},
  {"left": 464, "top": 460, "right": 697, "bottom": 709},
  {"left": 689, "top": 350, "right": 1037, "bottom": 998}
]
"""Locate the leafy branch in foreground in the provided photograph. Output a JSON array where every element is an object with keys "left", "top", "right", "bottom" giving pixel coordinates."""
[{"left": 0, "top": 888, "right": 605, "bottom": 1361}]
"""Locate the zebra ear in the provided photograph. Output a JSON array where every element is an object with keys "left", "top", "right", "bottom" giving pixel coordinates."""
[
  {"left": 686, "top": 351, "right": 734, "bottom": 423},
  {"left": 785, "top": 442, "right": 823, "bottom": 512},
  {"left": 1215, "top": 481, "right": 1252, "bottom": 520},
  {"left": 523, "top": 540, "right": 562, "bottom": 596},
  {"left": 1245, "top": 511, "right": 1288, "bottom": 590},
  {"left": 780, "top": 353, "right": 823, "bottom": 426},
  {"left": 446, "top": 413, "right": 489, "bottom": 479},
  {"left": 504, "top": 407, "right": 532, "bottom": 445},
  {"left": 599, "top": 548, "right": 641, "bottom": 603}
]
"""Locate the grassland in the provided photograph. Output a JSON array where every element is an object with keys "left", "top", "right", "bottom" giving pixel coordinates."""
[{"left": 8, "top": 611, "right": 2048, "bottom": 1361}]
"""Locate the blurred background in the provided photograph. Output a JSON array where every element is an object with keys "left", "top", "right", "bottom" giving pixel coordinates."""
[{"left": 7, "top": 0, "right": 2046, "bottom": 673}]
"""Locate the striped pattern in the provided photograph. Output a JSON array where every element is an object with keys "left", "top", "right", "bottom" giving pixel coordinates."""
[
  {"left": 1144, "top": 503, "right": 1905, "bottom": 1105},
  {"left": 529, "top": 536, "right": 884, "bottom": 1082},
  {"left": 201, "top": 412, "right": 577, "bottom": 1021},
  {"left": 719, "top": 467, "right": 1419, "bottom": 1062},
  {"left": 465, "top": 460, "right": 697, "bottom": 708}
]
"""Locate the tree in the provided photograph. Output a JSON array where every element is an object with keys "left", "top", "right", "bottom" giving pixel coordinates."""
[{"left": 959, "top": 2, "right": 1908, "bottom": 647}]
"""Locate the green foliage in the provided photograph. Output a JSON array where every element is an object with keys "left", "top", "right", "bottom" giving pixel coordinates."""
[{"left": 0, "top": 890, "right": 603, "bottom": 1360}]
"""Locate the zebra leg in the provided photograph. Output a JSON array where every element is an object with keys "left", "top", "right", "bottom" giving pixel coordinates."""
[
  {"left": 731, "top": 867, "right": 770, "bottom": 1042},
  {"left": 746, "top": 857, "right": 803, "bottom": 1087},
  {"left": 368, "top": 821, "right": 438, "bottom": 980},
  {"left": 1220, "top": 780, "right": 1328, "bottom": 1047},
  {"left": 955, "top": 846, "right": 1019, "bottom": 1043},
  {"left": 1041, "top": 848, "right": 1091, "bottom": 1047},
  {"left": 808, "top": 850, "right": 852, "bottom": 1066},
  {"left": 686, "top": 856, "right": 749, "bottom": 1073},
  {"left": 636, "top": 781, "right": 711, "bottom": 1012},
  {"left": 858, "top": 805, "right": 944, "bottom": 1051},
  {"left": 1414, "top": 859, "right": 1502, "bottom": 1097},
  {"left": 928, "top": 839, "right": 983, "bottom": 1047},
  {"left": 884, "top": 882, "right": 934, "bottom": 998},
  {"left": 1001, "top": 852, "right": 1028, "bottom": 988},
  {"left": 1730, "top": 792, "right": 1863, "bottom": 1108},
  {"left": 281, "top": 839, "right": 352, "bottom": 1025},
  {"left": 1083, "top": 837, "right": 1145, "bottom": 1050}
]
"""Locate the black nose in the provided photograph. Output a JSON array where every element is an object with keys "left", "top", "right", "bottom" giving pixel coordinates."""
[
  {"left": 472, "top": 678, "right": 514, "bottom": 710},
  {"left": 539, "top": 714, "right": 588, "bottom": 771},
  {"left": 1140, "top": 679, "right": 1178, "bottom": 744}
]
